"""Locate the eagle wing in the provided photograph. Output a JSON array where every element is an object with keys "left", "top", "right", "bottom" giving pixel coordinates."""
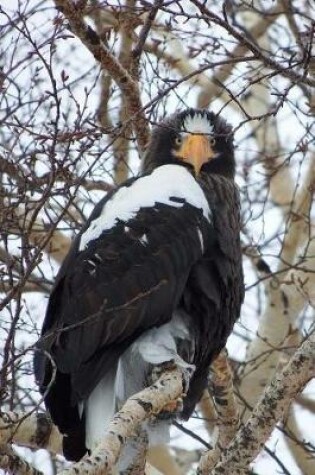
[{"left": 34, "top": 165, "right": 214, "bottom": 409}]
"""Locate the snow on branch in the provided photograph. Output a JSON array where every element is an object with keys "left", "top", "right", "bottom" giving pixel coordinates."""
[{"left": 0, "top": 443, "right": 43, "bottom": 475}]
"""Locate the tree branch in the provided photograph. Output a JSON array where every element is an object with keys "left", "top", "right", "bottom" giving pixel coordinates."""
[
  {"left": 199, "top": 331, "right": 315, "bottom": 474},
  {"left": 196, "top": 351, "right": 240, "bottom": 471},
  {"left": 58, "top": 367, "right": 184, "bottom": 474},
  {"left": 238, "top": 156, "right": 315, "bottom": 419},
  {"left": 0, "top": 411, "right": 62, "bottom": 454},
  {"left": 54, "top": 0, "right": 149, "bottom": 153},
  {"left": 191, "top": 1, "right": 315, "bottom": 88},
  {"left": 210, "top": 350, "right": 240, "bottom": 447},
  {"left": 0, "top": 443, "right": 43, "bottom": 475}
]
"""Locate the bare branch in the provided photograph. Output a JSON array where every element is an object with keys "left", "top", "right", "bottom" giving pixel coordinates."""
[
  {"left": 54, "top": 0, "right": 149, "bottom": 153},
  {"left": 238, "top": 160, "right": 315, "bottom": 418},
  {"left": 0, "top": 411, "right": 62, "bottom": 454},
  {"left": 209, "top": 350, "right": 240, "bottom": 449},
  {"left": 199, "top": 332, "right": 315, "bottom": 474},
  {"left": 196, "top": 2, "right": 283, "bottom": 108},
  {"left": 191, "top": 1, "right": 315, "bottom": 88},
  {"left": 283, "top": 405, "right": 315, "bottom": 475},
  {"left": 132, "top": 1, "right": 163, "bottom": 62},
  {"left": 1, "top": 1, "right": 314, "bottom": 472}
]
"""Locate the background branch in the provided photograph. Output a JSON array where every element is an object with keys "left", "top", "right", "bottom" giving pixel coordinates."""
[{"left": 200, "top": 332, "right": 315, "bottom": 474}]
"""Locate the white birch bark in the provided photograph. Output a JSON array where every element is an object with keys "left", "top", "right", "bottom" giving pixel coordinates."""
[
  {"left": 199, "top": 331, "right": 315, "bottom": 475},
  {"left": 0, "top": 368, "right": 182, "bottom": 475},
  {"left": 58, "top": 368, "right": 184, "bottom": 475},
  {"left": 0, "top": 411, "right": 62, "bottom": 454},
  {"left": 236, "top": 6, "right": 315, "bottom": 420}
]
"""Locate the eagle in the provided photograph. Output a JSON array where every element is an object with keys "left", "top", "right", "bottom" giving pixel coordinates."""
[{"left": 34, "top": 108, "right": 244, "bottom": 464}]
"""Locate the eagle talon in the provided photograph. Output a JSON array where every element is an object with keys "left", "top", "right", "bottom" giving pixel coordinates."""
[
  {"left": 150, "top": 360, "right": 176, "bottom": 385},
  {"left": 165, "top": 397, "right": 184, "bottom": 413},
  {"left": 157, "top": 397, "right": 184, "bottom": 420}
]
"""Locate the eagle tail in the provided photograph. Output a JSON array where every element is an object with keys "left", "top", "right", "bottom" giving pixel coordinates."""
[
  {"left": 85, "top": 364, "right": 118, "bottom": 452},
  {"left": 81, "top": 313, "right": 195, "bottom": 459}
]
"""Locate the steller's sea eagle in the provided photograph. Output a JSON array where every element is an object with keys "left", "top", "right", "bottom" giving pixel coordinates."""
[{"left": 34, "top": 108, "right": 244, "bottom": 464}]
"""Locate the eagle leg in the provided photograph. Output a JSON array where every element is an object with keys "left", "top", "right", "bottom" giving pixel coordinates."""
[{"left": 150, "top": 361, "right": 193, "bottom": 418}]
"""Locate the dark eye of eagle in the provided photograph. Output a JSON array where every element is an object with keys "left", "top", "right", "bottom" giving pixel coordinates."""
[{"left": 175, "top": 136, "right": 183, "bottom": 146}]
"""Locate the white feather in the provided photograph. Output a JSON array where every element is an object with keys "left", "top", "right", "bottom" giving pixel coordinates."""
[
  {"left": 84, "top": 364, "right": 117, "bottom": 451},
  {"left": 83, "top": 311, "right": 195, "bottom": 459},
  {"left": 183, "top": 113, "right": 214, "bottom": 135},
  {"left": 136, "top": 314, "right": 194, "bottom": 370},
  {"left": 79, "top": 164, "right": 211, "bottom": 251},
  {"left": 139, "top": 234, "right": 148, "bottom": 245}
]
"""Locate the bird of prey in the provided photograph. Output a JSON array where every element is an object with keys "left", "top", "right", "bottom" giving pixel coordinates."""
[{"left": 34, "top": 108, "right": 244, "bottom": 464}]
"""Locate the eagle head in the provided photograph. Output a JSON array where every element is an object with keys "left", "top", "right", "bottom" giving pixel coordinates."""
[{"left": 142, "top": 108, "right": 235, "bottom": 178}]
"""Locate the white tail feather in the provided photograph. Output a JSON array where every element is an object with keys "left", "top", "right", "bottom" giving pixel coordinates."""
[
  {"left": 84, "top": 364, "right": 117, "bottom": 451},
  {"left": 83, "top": 312, "right": 195, "bottom": 459}
]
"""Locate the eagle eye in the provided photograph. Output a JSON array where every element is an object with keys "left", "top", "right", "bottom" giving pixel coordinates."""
[
  {"left": 209, "top": 137, "right": 216, "bottom": 146},
  {"left": 175, "top": 135, "right": 183, "bottom": 146}
]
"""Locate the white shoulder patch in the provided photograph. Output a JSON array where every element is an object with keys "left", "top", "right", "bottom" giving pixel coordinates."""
[
  {"left": 79, "top": 164, "right": 211, "bottom": 251},
  {"left": 183, "top": 113, "right": 214, "bottom": 135}
]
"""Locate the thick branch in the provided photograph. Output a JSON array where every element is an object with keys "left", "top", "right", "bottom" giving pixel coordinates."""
[
  {"left": 197, "top": 351, "right": 240, "bottom": 471},
  {"left": 210, "top": 350, "right": 240, "bottom": 449},
  {"left": 0, "top": 411, "right": 62, "bottom": 454},
  {"left": 199, "top": 332, "right": 315, "bottom": 474},
  {"left": 0, "top": 410, "right": 166, "bottom": 475},
  {"left": 58, "top": 367, "right": 184, "bottom": 475},
  {"left": 0, "top": 443, "right": 43, "bottom": 475},
  {"left": 0, "top": 411, "right": 61, "bottom": 475},
  {"left": 239, "top": 165, "right": 315, "bottom": 418}
]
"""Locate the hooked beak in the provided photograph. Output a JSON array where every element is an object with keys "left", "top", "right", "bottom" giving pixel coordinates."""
[{"left": 174, "top": 134, "right": 215, "bottom": 175}]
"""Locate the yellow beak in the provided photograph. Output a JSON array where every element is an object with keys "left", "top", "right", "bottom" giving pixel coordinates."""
[{"left": 174, "top": 134, "right": 214, "bottom": 175}]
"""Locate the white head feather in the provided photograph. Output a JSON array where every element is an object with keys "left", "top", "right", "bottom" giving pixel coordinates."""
[{"left": 183, "top": 113, "right": 214, "bottom": 135}]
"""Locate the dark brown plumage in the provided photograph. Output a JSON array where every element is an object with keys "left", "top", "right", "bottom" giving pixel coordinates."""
[{"left": 34, "top": 108, "right": 244, "bottom": 462}]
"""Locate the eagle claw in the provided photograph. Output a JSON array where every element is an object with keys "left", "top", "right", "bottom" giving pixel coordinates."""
[{"left": 150, "top": 362, "right": 192, "bottom": 419}]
